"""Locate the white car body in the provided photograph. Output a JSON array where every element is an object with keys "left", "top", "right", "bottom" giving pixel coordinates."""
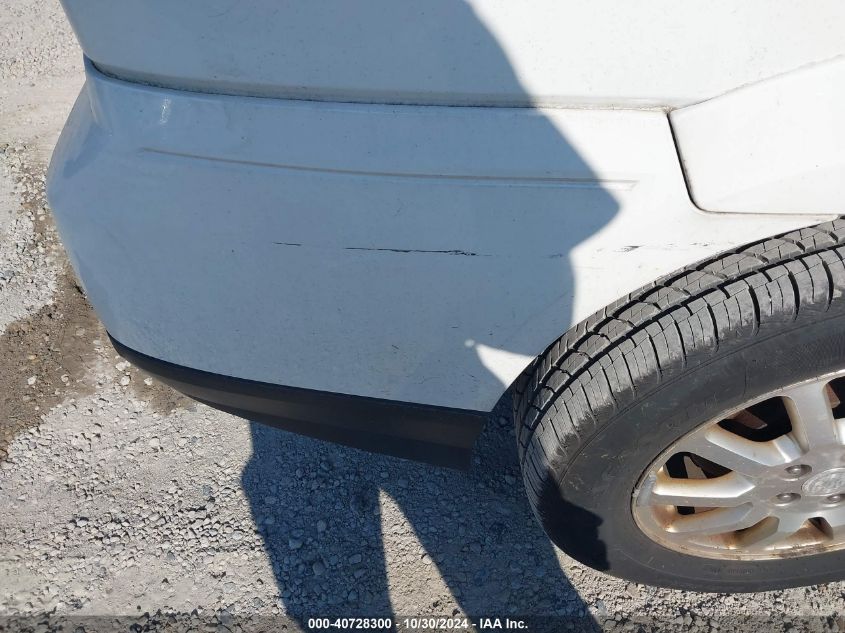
[{"left": 49, "top": 1, "right": 845, "bottom": 466}]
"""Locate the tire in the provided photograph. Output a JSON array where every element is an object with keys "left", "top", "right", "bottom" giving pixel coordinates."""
[{"left": 514, "top": 218, "right": 845, "bottom": 591}]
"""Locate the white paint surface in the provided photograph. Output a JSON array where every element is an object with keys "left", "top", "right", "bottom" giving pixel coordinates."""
[
  {"left": 60, "top": 0, "right": 845, "bottom": 108},
  {"left": 47, "top": 63, "right": 834, "bottom": 411},
  {"left": 672, "top": 57, "right": 845, "bottom": 214}
]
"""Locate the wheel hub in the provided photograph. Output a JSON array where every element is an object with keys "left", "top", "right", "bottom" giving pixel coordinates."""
[
  {"left": 632, "top": 370, "right": 845, "bottom": 560},
  {"left": 803, "top": 468, "right": 845, "bottom": 497}
]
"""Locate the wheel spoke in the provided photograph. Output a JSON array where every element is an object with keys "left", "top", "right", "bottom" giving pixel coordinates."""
[
  {"left": 783, "top": 382, "right": 840, "bottom": 451},
  {"left": 816, "top": 506, "right": 845, "bottom": 540},
  {"left": 679, "top": 426, "right": 802, "bottom": 477},
  {"left": 646, "top": 471, "right": 755, "bottom": 508},
  {"left": 822, "top": 505, "right": 845, "bottom": 529},
  {"left": 733, "top": 513, "right": 806, "bottom": 551},
  {"left": 666, "top": 504, "right": 769, "bottom": 537}
]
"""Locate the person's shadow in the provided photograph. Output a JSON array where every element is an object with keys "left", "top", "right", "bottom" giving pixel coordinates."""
[
  {"left": 236, "top": 0, "right": 619, "bottom": 628},
  {"left": 242, "top": 394, "right": 601, "bottom": 629}
]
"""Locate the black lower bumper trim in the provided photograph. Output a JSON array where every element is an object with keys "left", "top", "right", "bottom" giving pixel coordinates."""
[{"left": 110, "top": 336, "right": 487, "bottom": 469}]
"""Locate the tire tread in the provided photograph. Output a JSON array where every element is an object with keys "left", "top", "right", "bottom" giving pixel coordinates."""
[{"left": 513, "top": 219, "right": 845, "bottom": 521}]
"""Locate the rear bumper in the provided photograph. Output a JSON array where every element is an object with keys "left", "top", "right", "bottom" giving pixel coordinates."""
[
  {"left": 47, "top": 58, "right": 624, "bottom": 414},
  {"left": 48, "top": 59, "right": 829, "bottom": 445},
  {"left": 111, "top": 336, "right": 485, "bottom": 469}
]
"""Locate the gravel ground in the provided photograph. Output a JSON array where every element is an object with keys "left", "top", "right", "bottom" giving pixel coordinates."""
[{"left": 1, "top": 2, "right": 845, "bottom": 632}]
